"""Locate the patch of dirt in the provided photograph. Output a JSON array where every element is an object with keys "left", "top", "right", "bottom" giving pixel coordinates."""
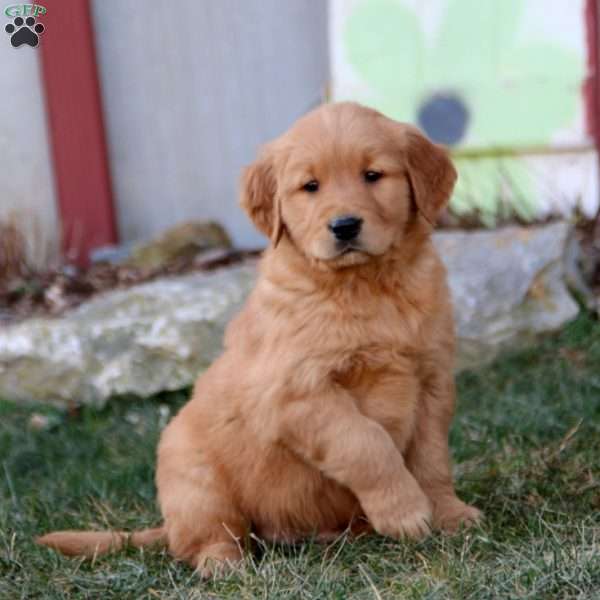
[{"left": 0, "top": 248, "right": 262, "bottom": 325}]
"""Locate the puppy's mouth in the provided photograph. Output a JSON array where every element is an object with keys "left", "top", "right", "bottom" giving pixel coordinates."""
[
  {"left": 327, "top": 242, "right": 372, "bottom": 266},
  {"left": 337, "top": 242, "right": 364, "bottom": 257},
  {"left": 310, "top": 238, "right": 374, "bottom": 265}
]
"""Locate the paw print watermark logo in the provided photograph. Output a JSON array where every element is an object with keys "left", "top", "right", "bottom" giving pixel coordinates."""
[
  {"left": 4, "top": 3, "right": 46, "bottom": 47},
  {"left": 5, "top": 15, "right": 44, "bottom": 47}
]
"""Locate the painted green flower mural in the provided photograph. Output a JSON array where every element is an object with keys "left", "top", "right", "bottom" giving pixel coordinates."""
[{"left": 344, "top": 0, "right": 584, "bottom": 225}]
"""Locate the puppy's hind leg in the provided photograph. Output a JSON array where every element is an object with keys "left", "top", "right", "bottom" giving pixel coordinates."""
[
  {"left": 157, "top": 448, "right": 248, "bottom": 578},
  {"left": 406, "top": 371, "right": 482, "bottom": 533}
]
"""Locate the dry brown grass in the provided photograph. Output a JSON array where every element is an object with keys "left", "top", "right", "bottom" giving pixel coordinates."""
[
  {"left": 0, "top": 220, "right": 28, "bottom": 282},
  {"left": 0, "top": 212, "right": 60, "bottom": 283}
]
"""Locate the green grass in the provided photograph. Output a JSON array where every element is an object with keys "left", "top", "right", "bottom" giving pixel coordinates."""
[{"left": 1, "top": 314, "right": 600, "bottom": 599}]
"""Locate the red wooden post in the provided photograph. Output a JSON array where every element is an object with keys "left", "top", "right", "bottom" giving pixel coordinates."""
[
  {"left": 584, "top": 0, "right": 600, "bottom": 242},
  {"left": 585, "top": 0, "right": 600, "bottom": 145},
  {"left": 38, "top": 0, "right": 117, "bottom": 265}
]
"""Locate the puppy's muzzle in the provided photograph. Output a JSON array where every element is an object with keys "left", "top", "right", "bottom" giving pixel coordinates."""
[{"left": 328, "top": 215, "right": 363, "bottom": 242}]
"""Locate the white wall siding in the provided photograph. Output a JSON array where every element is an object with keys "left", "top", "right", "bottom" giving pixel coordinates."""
[
  {"left": 0, "top": 40, "right": 58, "bottom": 267},
  {"left": 91, "top": 0, "right": 329, "bottom": 248}
]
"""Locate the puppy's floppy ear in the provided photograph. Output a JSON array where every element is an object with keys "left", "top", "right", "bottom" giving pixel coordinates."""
[
  {"left": 240, "top": 147, "right": 283, "bottom": 246},
  {"left": 405, "top": 128, "right": 457, "bottom": 226}
]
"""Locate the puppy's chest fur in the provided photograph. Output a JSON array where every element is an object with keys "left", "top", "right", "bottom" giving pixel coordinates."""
[
  {"left": 322, "top": 294, "right": 425, "bottom": 449},
  {"left": 323, "top": 288, "right": 426, "bottom": 376},
  {"left": 333, "top": 345, "right": 420, "bottom": 448}
]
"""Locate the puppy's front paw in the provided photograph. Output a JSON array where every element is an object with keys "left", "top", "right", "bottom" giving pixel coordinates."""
[
  {"left": 364, "top": 488, "right": 432, "bottom": 541},
  {"left": 393, "top": 503, "right": 432, "bottom": 540},
  {"left": 433, "top": 499, "right": 482, "bottom": 533}
]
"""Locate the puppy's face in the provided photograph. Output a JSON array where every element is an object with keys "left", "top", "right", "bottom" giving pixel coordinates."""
[{"left": 241, "top": 103, "right": 456, "bottom": 268}]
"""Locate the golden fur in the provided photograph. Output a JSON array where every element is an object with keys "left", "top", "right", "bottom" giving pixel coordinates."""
[{"left": 38, "top": 102, "right": 481, "bottom": 577}]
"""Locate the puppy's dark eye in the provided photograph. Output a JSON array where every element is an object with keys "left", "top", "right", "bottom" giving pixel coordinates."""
[
  {"left": 364, "top": 171, "right": 383, "bottom": 183},
  {"left": 302, "top": 180, "right": 319, "bottom": 193}
]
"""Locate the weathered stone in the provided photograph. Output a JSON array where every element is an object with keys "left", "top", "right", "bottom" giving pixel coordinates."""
[
  {"left": 126, "top": 221, "right": 232, "bottom": 270},
  {"left": 0, "top": 264, "right": 256, "bottom": 406},
  {"left": 0, "top": 223, "right": 578, "bottom": 406},
  {"left": 435, "top": 222, "right": 579, "bottom": 370},
  {"left": 91, "top": 222, "right": 233, "bottom": 267}
]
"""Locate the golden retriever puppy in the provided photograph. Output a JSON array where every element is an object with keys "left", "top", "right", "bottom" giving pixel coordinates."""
[{"left": 38, "top": 102, "right": 481, "bottom": 576}]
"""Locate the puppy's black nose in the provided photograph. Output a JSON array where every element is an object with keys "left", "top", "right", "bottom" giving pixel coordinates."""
[{"left": 328, "top": 215, "right": 363, "bottom": 241}]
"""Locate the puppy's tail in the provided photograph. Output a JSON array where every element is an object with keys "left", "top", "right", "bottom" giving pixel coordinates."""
[{"left": 36, "top": 527, "right": 166, "bottom": 558}]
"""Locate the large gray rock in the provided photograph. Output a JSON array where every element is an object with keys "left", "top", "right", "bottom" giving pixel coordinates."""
[
  {"left": 0, "top": 264, "right": 257, "bottom": 406},
  {"left": 0, "top": 223, "right": 578, "bottom": 406},
  {"left": 435, "top": 222, "right": 579, "bottom": 370}
]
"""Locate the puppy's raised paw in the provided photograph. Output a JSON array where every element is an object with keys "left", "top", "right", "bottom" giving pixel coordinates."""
[
  {"left": 365, "top": 489, "right": 433, "bottom": 541},
  {"left": 394, "top": 505, "right": 432, "bottom": 540},
  {"left": 433, "top": 499, "right": 482, "bottom": 533}
]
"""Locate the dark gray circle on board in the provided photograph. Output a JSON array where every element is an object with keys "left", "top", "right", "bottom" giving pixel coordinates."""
[{"left": 417, "top": 92, "right": 469, "bottom": 146}]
